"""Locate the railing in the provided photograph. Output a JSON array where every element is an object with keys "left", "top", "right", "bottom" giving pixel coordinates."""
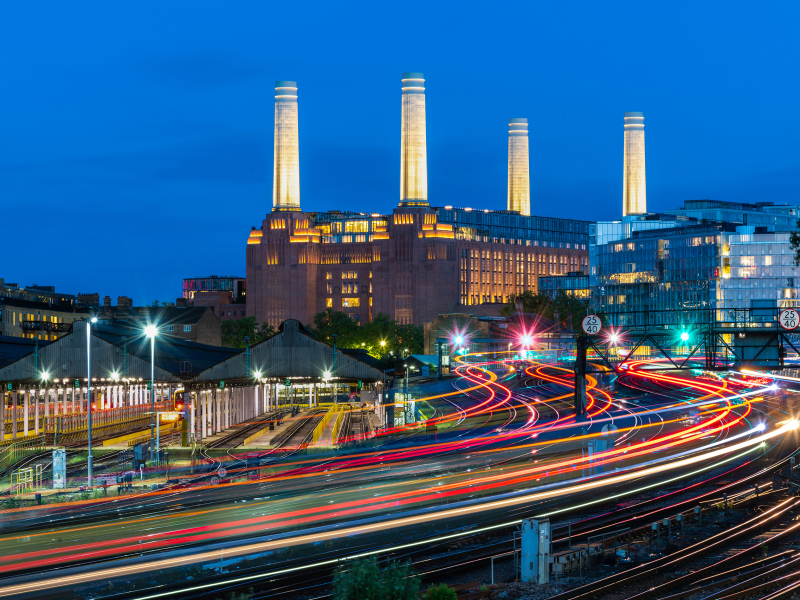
[
  {"left": 311, "top": 403, "right": 344, "bottom": 445},
  {"left": 331, "top": 405, "right": 349, "bottom": 445},
  {"left": 0, "top": 399, "right": 175, "bottom": 436},
  {"left": 0, "top": 435, "right": 46, "bottom": 474},
  {"left": 10, "top": 464, "right": 42, "bottom": 495}
]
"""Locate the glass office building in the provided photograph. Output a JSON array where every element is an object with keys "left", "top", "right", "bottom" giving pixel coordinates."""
[
  {"left": 591, "top": 200, "right": 800, "bottom": 327},
  {"left": 539, "top": 272, "right": 590, "bottom": 299}
]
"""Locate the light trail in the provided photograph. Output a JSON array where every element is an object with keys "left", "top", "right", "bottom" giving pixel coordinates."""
[{"left": 0, "top": 419, "right": 790, "bottom": 598}]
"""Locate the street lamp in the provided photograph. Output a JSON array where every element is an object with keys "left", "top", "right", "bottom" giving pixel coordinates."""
[
  {"left": 87, "top": 316, "right": 97, "bottom": 487},
  {"left": 144, "top": 325, "right": 158, "bottom": 457},
  {"left": 323, "top": 370, "right": 331, "bottom": 404}
]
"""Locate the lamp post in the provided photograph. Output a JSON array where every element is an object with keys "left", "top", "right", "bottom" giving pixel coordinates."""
[
  {"left": 87, "top": 316, "right": 97, "bottom": 488},
  {"left": 144, "top": 325, "right": 158, "bottom": 457},
  {"left": 332, "top": 335, "right": 338, "bottom": 404}
]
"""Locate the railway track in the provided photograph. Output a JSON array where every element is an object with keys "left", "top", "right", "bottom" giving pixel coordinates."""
[{"left": 78, "top": 443, "right": 791, "bottom": 600}]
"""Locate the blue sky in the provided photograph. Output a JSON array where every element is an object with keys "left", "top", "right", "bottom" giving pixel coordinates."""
[{"left": 2, "top": 1, "right": 799, "bottom": 303}]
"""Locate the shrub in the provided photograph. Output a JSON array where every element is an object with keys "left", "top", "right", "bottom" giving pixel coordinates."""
[
  {"left": 423, "top": 583, "right": 457, "bottom": 600},
  {"left": 332, "top": 557, "right": 419, "bottom": 600}
]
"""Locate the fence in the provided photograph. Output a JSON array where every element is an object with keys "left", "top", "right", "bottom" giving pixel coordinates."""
[
  {"left": 331, "top": 405, "right": 350, "bottom": 445},
  {"left": 10, "top": 464, "right": 42, "bottom": 495},
  {"left": 2, "top": 399, "right": 175, "bottom": 437},
  {"left": 0, "top": 435, "right": 46, "bottom": 474},
  {"left": 311, "top": 403, "right": 345, "bottom": 445}
]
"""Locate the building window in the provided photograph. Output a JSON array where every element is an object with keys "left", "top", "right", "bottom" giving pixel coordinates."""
[
  {"left": 166, "top": 325, "right": 174, "bottom": 332},
  {"left": 326, "top": 298, "right": 333, "bottom": 308},
  {"left": 184, "top": 325, "right": 191, "bottom": 332},
  {"left": 343, "top": 298, "right": 360, "bottom": 308},
  {"left": 326, "top": 272, "right": 332, "bottom": 280}
]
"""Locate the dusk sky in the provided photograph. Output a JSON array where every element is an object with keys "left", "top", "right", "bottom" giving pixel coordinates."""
[{"left": 3, "top": 1, "right": 799, "bottom": 303}]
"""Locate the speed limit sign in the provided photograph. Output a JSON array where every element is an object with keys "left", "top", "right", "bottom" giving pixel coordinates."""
[
  {"left": 779, "top": 309, "right": 800, "bottom": 330},
  {"left": 581, "top": 315, "right": 602, "bottom": 335}
]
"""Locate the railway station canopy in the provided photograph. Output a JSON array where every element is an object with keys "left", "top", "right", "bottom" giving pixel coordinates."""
[
  {"left": 0, "top": 319, "right": 381, "bottom": 385},
  {"left": 193, "top": 319, "right": 382, "bottom": 385}
]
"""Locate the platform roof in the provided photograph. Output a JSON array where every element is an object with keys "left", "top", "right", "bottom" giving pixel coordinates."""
[
  {"left": 191, "top": 320, "right": 382, "bottom": 385},
  {"left": 0, "top": 320, "right": 382, "bottom": 386},
  {"left": 0, "top": 321, "right": 240, "bottom": 384}
]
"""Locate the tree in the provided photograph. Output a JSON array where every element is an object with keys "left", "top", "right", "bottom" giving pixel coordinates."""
[
  {"left": 148, "top": 300, "right": 175, "bottom": 307},
  {"left": 221, "top": 316, "right": 276, "bottom": 348},
  {"left": 307, "top": 310, "right": 424, "bottom": 358},
  {"left": 332, "top": 557, "right": 419, "bottom": 600},
  {"left": 500, "top": 289, "right": 589, "bottom": 330}
]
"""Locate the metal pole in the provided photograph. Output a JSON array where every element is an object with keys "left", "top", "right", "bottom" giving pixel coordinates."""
[
  {"left": 150, "top": 335, "right": 155, "bottom": 457},
  {"left": 87, "top": 321, "right": 93, "bottom": 488}
]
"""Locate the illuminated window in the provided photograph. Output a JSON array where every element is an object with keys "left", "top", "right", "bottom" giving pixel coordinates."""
[
  {"left": 326, "top": 272, "right": 332, "bottom": 280},
  {"left": 184, "top": 325, "right": 192, "bottom": 332},
  {"left": 326, "top": 298, "right": 333, "bottom": 308},
  {"left": 343, "top": 298, "right": 360, "bottom": 307},
  {"left": 344, "top": 220, "right": 369, "bottom": 233}
]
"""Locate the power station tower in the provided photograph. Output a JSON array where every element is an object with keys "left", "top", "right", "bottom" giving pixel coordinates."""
[
  {"left": 508, "top": 118, "right": 530, "bottom": 216},
  {"left": 622, "top": 111, "right": 646, "bottom": 216},
  {"left": 273, "top": 81, "right": 301, "bottom": 212},
  {"left": 400, "top": 72, "right": 429, "bottom": 207}
]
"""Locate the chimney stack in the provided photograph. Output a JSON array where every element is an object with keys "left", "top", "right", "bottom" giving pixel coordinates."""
[
  {"left": 400, "top": 72, "right": 429, "bottom": 207},
  {"left": 508, "top": 118, "right": 530, "bottom": 216},
  {"left": 623, "top": 112, "right": 646, "bottom": 216},
  {"left": 272, "top": 81, "right": 301, "bottom": 212}
]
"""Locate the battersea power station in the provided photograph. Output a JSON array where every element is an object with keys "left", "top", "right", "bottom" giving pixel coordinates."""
[{"left": 246, "top": 74, "right": 591, "bottom": 328}]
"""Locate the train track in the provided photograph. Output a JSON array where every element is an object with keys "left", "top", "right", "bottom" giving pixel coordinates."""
[{"left": 78, "top": 442, "right": 791, "bottom": 600}]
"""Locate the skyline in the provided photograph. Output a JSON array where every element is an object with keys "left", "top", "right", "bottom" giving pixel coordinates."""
[{"left": 3, "top": 1, "right": 800, "bottom": 304}]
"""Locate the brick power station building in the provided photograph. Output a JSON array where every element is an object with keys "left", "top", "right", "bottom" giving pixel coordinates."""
[{"left": 246, "top": 74, "right": 591, "bottom": 328}]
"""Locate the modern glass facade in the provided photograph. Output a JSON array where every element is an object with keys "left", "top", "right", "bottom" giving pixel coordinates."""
[
  {"left": 718, "top": 231, "right": 798, "bottom": 313},
  {"left": 400, "top": 73, "right": 428, "bottom": 206},
  {"left": 438, "top": 207, "right": 590, "bottom": 249},
  {"left": 273, "top": 81, "right": 300, "bottom": 211},
  {"left": 539, "top": 272, "right": 590, "bottom": 299},
  {"left": 508, "top": 118, "right": 530, "bottom": 216},
  {"left": 663, "top": 200, "right": 798, "bottom": 231},
  {"left": 591, "top": 224, "right": 727, "bottom": 326},
  {"left": 622, "top": 112, "right": 646, "bottom": 216},
  {"left": 591, "top": 212, "right": 800, "bottom": 327}
]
